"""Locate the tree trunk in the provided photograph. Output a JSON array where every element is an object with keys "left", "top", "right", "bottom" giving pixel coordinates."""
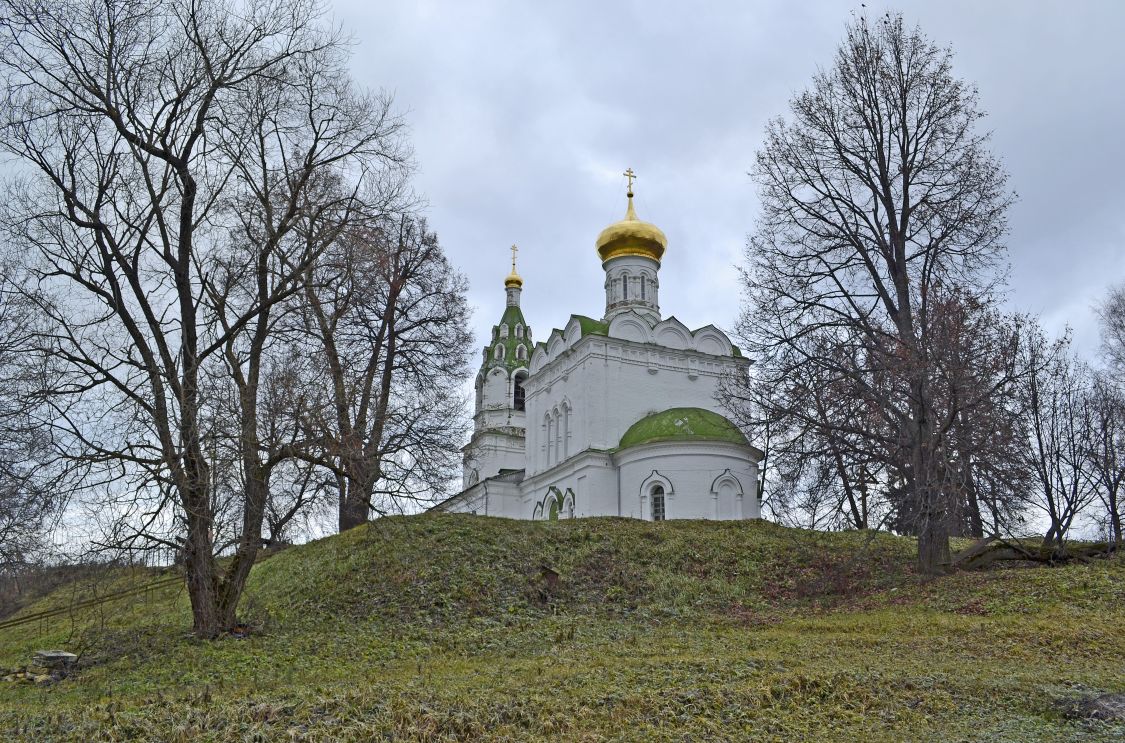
[
  {"left": 183, "top": 483, "right": 222, "bottom": 638},
  {"left": 917, "top": 519, "right": 952, "bottom": 574}
]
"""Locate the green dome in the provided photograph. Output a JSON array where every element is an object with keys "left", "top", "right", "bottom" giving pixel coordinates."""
[{"left": 619, "top": 407, "right": 749, "bottom": 450}]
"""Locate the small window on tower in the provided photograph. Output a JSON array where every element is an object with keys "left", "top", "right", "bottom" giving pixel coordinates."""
[
  {"left": 515, "top": 323, "right": 524, "bottom": 338},
  {"left": 641, "top": 276, "right": 646, "bottom": 300},
  {"left": 516, "top": 344, "right": 527, "bottom": 360},
  {"left": 494, "top": 345, "right": 505, "bottom": 360},
  {"left": 514, "top": 372, "right": 527, "bottom": 411},
  {"left": 622, "top": 272, "right": 629, "bottom": 300}
]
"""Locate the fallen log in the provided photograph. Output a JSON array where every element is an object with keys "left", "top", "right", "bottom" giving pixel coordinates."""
[{"left": 953, "top": 539, "right": 1117, "bottom": 570}]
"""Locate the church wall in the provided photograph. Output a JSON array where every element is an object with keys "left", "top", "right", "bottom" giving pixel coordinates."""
[
  {"left": 519, "top": 450, "right": 617, "bottom": 518},
  {"left": 437, "top": 477, "right": 523, "bottom": 517},
  {"left": 615, "top": 441, "right": 761, "bottom": 521},
  {"left": 523, "top": 333, "right": 747, "bottom": 478},
  {"left": 461, "top": 429, "right": 525, "bottom": 488}
]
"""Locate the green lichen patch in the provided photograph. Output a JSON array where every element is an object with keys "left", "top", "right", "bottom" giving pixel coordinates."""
[
  {"left": 571, "top": 314, "right": 609, "bottom": 336},
  {"left": 619, "top": 407, "right": 749, "bottom": 449}
]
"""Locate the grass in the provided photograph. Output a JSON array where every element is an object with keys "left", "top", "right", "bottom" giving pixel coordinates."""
[{"left": 1, "top": 514, "right": 1122, "bottom": 741}]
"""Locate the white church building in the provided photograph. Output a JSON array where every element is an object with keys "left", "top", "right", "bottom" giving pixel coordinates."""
[{"left": 432, "top": 175, "right": 763, "bottom": 521}]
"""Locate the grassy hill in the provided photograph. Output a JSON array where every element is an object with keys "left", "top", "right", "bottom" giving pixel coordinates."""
[{"left": 1, "top": 514, "right": 1123, "bottom": 741}]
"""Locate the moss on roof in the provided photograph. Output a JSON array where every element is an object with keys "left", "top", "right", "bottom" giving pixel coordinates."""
[
  {"left": 618, "top": 407, "right": 749, "bottom": 450},
  {"left": 572, "top": 315, "right": 609, "bottom": 336},
  {"left": 482, "top": 304, "right": 532, "bottom": 373}
]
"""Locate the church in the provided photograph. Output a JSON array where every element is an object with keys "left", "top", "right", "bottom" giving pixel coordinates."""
[{"left": 433, "top": 172, "right": 763, "bottom": 521}]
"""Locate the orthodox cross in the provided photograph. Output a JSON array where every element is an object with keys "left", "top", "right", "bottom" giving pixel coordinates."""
[
  {"left": 510, "top": 244, "right": 518, "bottom": 272},
  {"left": 623, "top": 167, "right": 637, "bottom": 195}
]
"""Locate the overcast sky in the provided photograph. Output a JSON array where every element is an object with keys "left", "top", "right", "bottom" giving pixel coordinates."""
[{"left": 334, "top": 0, "right": 1125, "bottom": 360}]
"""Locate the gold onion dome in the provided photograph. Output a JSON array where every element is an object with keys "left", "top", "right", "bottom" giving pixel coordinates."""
[
  {"left": 504, "top": 244, "right": 523, "bottom": 288},
  {"left": 595, "top": 179, "right": 667, "bottom": 264}
]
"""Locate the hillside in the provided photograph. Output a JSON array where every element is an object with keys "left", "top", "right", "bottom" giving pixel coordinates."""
[{"left": 1, "top": 514, "right": 1123, "bottom": 741}]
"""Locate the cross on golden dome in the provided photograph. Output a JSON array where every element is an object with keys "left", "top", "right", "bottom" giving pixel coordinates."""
[
  {"left": 595, "top": 167, "right": 667, "bottom": 265},
  {"left": 505, "top": 243, "right": 523, "bottom": 288}
]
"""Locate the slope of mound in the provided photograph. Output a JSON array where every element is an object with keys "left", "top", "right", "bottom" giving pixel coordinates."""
[
  {"left": 0, "top": 514, "right": 1122, "bottom": 742},
  {"left": 242, "top": 514, "right": 913, "bottom": 627}
]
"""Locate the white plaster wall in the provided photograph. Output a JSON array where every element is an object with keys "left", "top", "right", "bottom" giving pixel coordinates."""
[
  {"left": 524, "top": 333, "right": 747, "bottom": 477},
  {"left": 519, "top": 450, "right": 617, "bottom": 518},
  {"left": 615, "top": 441, "right": 761, "bottom": 521},
  {"left": 603, "top": 255, "right": 660, "bottom": 321},
  {"left": 462, "top": 430, "right": 525, "bottom": 488},
  {"left": 438, "top": 478, "right": 523, "bottom": 517}
]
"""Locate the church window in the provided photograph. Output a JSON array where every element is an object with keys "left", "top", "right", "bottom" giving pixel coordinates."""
[
  {"left": 561, "top": 403, "right": 570, "bottom": 459},
  {"left": 516, "top": 344, "right": 527, "bottom": 360},
  {"left": 513, "top": 372, "right": 527, "bottom": 411},
  {"left": 553, "top": 409, "right": 561, "bottom": 464},
  {"left": 622, "top": 272, "right": 629, "bottom": 300},
  {"left": 545, "top": 415, "right": 554, "bottom": 465},
  {"left": 651, "top": 485, "right": 666, "bottom": 521},
  {"left": 515, "top": 323, "right": 524, "bottom": 338},
  {"left": 499, "top": 324, "right": 509, "bottom": 338},
  {"left": 640, "top": 276, "right": 646, "bottom": 300},
  {"left": 494, "top": 345, "right": 505, "bottom": 360}
]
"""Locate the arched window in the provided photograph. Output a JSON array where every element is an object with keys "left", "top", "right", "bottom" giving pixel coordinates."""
[
  {"left": 513, "top": 372, "right": 527, "bottom": 411},
  {"left": 544, "top": 414, "right": 554, "bottom": 465},
  {"left": 622, "top": 272, "right": 629, "bottom": 300},
  {"left": 651, "top": 485, "right": 666, "bottom": 521},
  {"left": 640, "top": 275, "right": 647, "bottom": 300},
  {"left": 552, "top": 408, "right": 561, "bottom": 464},
  {"left": 499, "top": 324, "right": 509, "bottom": 338},
  {"left": 516, "top": 344, "right": 527, "bottom": 360},
  {"left": 561, "top": 403, "right": 570, "bottom": 459},
  {"left": 515, "top": 323, "right": 524, "bottom": 338},
  {"left": 494, "top": 345, "right": 505, "bottom": 360}
]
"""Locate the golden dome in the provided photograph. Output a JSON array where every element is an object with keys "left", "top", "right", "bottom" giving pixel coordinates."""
[
  {"left": 504, "top": 244, "right": 523, "bottom": 288},
  {"left": 595, "top": 191, "right": 667, "bottom": 264}
]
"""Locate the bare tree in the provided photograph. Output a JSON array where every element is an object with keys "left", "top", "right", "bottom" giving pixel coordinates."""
[
  {"left": 1020, "top": 327, "right": 1100, "bottom": 550},
  {"left": 1097, "top": 283, "right": 1125, "bottom": 383},
  {"left": 1086, "top": 373, "right": 1124, "bottom": 546},
  {"left": 734, "top": 13, "right": 1014, "bottom": 572},
  {"left": 294, "top": 214, "right": 472, "bottom": 531},
  {"left": 0, "top": 266, "right": 64, "bottom": 569},
  {"left": 199, "top": 55, "right": 408, "bottom": 615},
  {"left": 0, "top": 0, "right": 402, "bottom": 636}
]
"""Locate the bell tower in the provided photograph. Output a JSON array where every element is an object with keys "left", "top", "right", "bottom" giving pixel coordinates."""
[{"left": 461, "top": 248, "right": 532, "bottom": 488}]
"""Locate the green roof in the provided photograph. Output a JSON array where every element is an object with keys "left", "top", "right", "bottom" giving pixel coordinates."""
[
  {"left": 482, "top": 304, "right": 531, "bottom": 373},
  {"left": 618, "top": 407, "right": 749, "bottom": 450},
  {"left": 572, "top": 315, "right": 608, "bottom": 336}
]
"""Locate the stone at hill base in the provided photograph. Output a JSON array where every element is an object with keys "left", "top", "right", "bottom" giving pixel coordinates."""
[{"left": 33, "top": 650, "right": 78, "bottom": 670}]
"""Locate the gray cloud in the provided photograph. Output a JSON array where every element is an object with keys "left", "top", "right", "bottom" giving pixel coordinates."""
[{"left": 336, "top": 0, "right": 1125, "bottom": 358}]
